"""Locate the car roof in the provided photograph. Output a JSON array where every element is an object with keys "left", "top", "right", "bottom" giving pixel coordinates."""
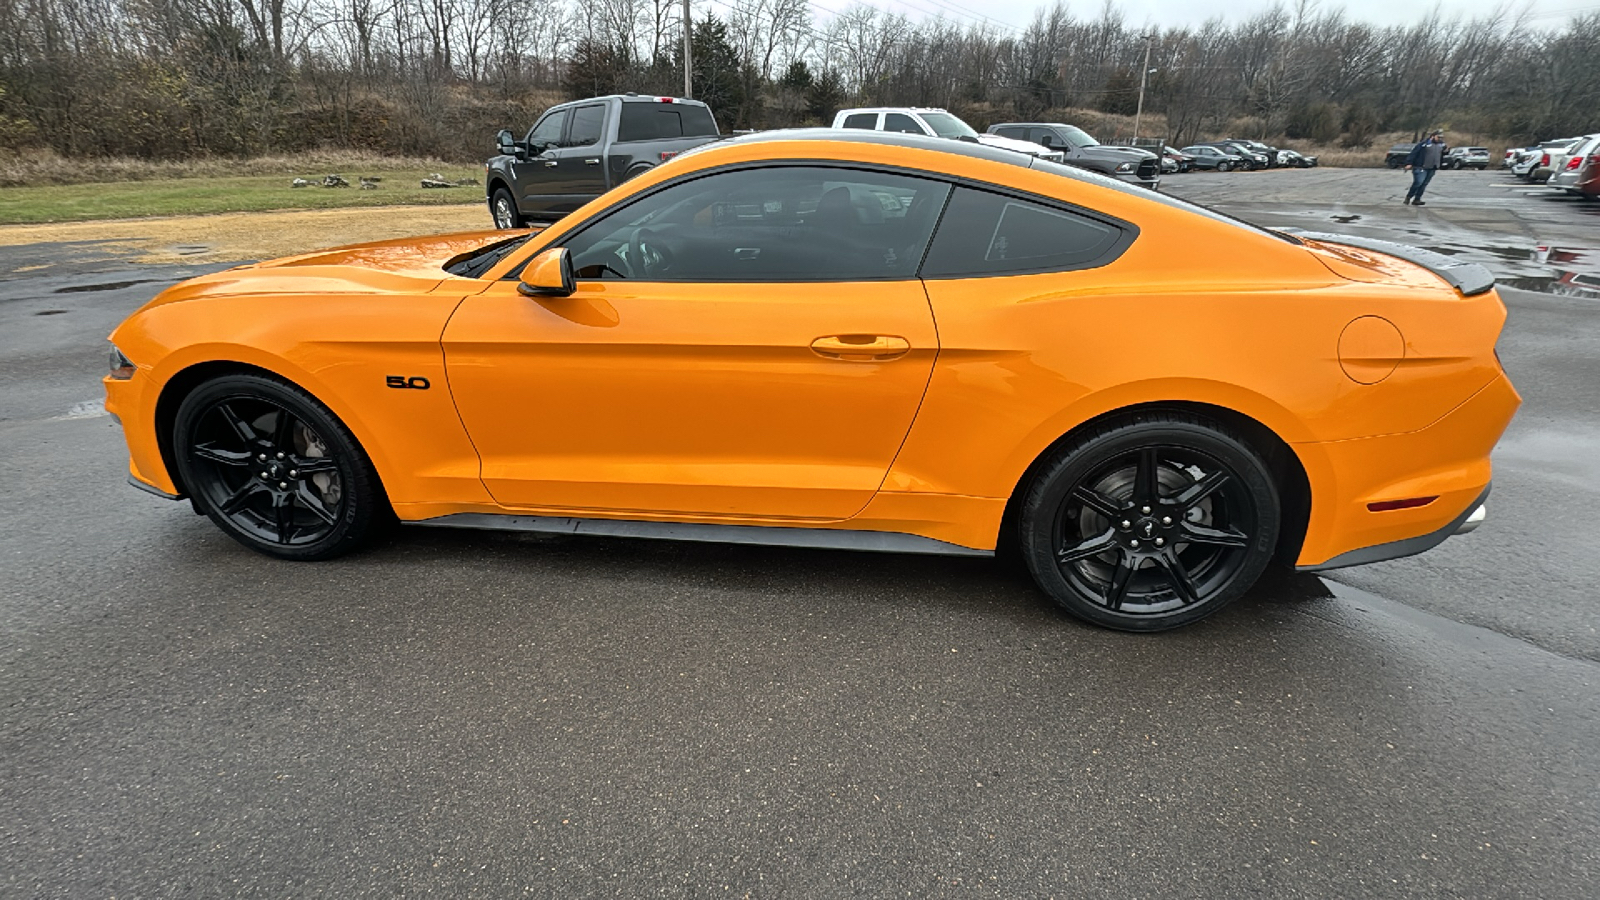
[
  {"left": 836, "top": 107, "right": 950, "bottom": 115},
  {"left": 553, "top": 94, "right": 711, "bottom": 109},
  {"left": 721, "top": 128, "right": 1036, "bottom": 168}
]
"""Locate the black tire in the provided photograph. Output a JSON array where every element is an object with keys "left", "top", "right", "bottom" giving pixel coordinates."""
[
  {"left": 621, "top": 164, "right": 653, "bottom": 184},
  {"left": 1217, "top": 161, "right": 1231, "bottom": 172},
  {"left": 1017, "top": 412, "right": 1280, "bottom": 632},
  {"left": 490, "top": 186, "right": 523, "bottom": 230},
  {"left": 173, "top": 373, "right": 388, "bottom": 561}
]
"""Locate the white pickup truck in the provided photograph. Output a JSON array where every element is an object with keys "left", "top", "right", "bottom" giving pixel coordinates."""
[{"left": 831, "top": 107, "right": 1066, "bottom": 165}]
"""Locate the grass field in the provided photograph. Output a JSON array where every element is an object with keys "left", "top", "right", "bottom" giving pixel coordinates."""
[{"left": 0, "top": 166, "right": 486, "bottom": 225}]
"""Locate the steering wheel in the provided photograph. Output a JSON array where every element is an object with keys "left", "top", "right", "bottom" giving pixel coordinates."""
[{"left": 628, "top": 227, "right": 672, "bottom": 279}]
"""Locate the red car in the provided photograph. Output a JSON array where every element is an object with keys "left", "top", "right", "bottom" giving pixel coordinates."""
[{"left": 1577, "top": 147, "right": 1600, "bottom": 198}]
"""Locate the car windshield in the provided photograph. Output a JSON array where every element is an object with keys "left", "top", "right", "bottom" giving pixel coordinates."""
[
  {"left": 921, "top": 112, "right": 979, "bottom": 139},
  {"left": 1056, "top": 125, "right": 1098, "bottom": 147}
]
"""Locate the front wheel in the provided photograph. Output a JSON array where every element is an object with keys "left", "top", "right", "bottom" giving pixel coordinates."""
[
  {"left": 490, "top": 187, "right": 523, "bottom": 229},
  {"left": 1217, "top": 161, "right": 1232, "bottom": 172},
  {"left": 173, "top": 374, "right": 388, "bottom": 561},
  {"left": 1018, "top": 413, "right": 1280, "bottom": 632}
]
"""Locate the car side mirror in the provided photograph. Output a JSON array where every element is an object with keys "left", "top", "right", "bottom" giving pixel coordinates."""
[
  {"left": 518, "top": 247, "right": 575, "bottom": 298},
  {"left": 496, "top": 129, "right": 516, "bottom": 156}
]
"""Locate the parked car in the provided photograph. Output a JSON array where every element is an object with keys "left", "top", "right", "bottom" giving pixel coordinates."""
[
  {"left": 1277, "top": 148, "right": 1318, "bottom": 168},
  {"left": 986, "top": 122, "right": 1161, "bottom": 188},
  {"left": 1385, "top": 143, "right": 1417, "bottom": 168},
  {"left": 1580, "top": 150, "right": 1600, "bottom": 199},
  {"left": 1549, "top": 134, "right": 1600, "bottom": 195},
  {"left": 486, "top": 94, "right": 721, "bottom": 227},
  {"left": 1515, "top": 138, "right": 1579, "bottom": 182},
  {"left": 1502, "top": 146, "right": 1534, "bottom": 168},
  {"left": 833, "top": 107, "right": 1066, "bottom": 164},
  {"left": 1193, "top": 141, "right": 1269, "bottom": 170},
  {"left": 1161, "top": 146, "right": 1194, "bottom": 173},
  {"left": 1535, "top": 137, "right": 1587, "bottom": 184},
  {"left": 104, "top": 128, "right": 1517, "bottom": 632},
  {"left": 1179, "top": 145, "right": 1246, "bottom": 171},
  {"left": 1443, "top": 147, "right": 1491, "bottom": 170},
  {"left": 1227, "top": 139, "right": 1283, "bottom": 166},
  {"left": 1509, "top": 147, "right": 1545, "bottom": 179}
]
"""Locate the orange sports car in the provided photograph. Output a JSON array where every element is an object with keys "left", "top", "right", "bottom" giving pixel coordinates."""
[{"left": 104, "top": 131, "right": 1519, "bottom": 631}]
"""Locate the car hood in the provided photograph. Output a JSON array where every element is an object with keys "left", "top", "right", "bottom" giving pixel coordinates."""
[
  {"left": 138, "top": 231, "right": 516, "bottom": 309},
  {"left": 973, "top": 133, "right": 1052, "bottom": 156},
  {"left": 1078, "top": 146, "right": 1158, "bottom": 162}
]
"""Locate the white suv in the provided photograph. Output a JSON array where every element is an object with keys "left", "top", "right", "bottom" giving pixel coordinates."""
[{"left": 831, "top": 107, "right": 1066, "bottom": 164}]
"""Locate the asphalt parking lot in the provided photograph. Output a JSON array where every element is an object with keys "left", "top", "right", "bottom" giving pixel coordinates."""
[{"left": 3, "top": 168, "right": 1597, "bottom": 898}]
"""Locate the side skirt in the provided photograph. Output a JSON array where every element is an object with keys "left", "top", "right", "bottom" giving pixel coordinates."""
[{"left": 414, "top": 513, "right": 993, "bottom": 558}]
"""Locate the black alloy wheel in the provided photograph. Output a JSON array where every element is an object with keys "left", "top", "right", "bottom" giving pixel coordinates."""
[
  {"left": 174, "top": 374, "right": 386, "bottom": 561},
  {"left": 1019, "top": 413, "right": 1280, "bottom": 631},
  {"left": 491, "top": 187, "right": 522, "bottom": 229}
]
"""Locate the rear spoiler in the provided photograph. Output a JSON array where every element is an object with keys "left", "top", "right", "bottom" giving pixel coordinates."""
[{"left": 1279, "top": 229, "right": 1496, "bottom": 296}]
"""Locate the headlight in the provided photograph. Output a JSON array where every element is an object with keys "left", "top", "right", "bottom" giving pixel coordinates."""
[
  {"left": 1115, "top": 162, "right": 1134, "bottom": 173},
  {"left": 109, "top": 344, "right": 135, "bottom": 380}
]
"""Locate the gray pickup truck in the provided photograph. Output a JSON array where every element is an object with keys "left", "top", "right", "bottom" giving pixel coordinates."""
[{"left": 486, "top": 94, "right": 721, "bottom": 228}]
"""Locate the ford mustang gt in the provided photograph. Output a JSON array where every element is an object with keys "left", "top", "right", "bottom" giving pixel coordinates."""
[{"left": 104, "top": 130, "right": 1519, "bottom": 631}]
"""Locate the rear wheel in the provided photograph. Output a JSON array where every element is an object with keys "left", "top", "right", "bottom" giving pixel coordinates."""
[
  {"left": 1217, "top": 161, "right": 1232, "bottom": 172},
  {"left": 173, "top": 374, "right": 387, "bottom": 561},
  {"left": 1018, "top": 413, "right": 1280, "bottom": 632}
]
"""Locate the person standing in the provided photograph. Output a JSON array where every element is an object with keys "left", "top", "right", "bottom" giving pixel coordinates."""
[{"left": 1404, "top": 131, "right": 1446, "bottom": 205}]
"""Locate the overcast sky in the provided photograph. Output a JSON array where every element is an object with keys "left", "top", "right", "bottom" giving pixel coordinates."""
[{"left": 800, "top": 0, "right": 1597, "bottom": 32}]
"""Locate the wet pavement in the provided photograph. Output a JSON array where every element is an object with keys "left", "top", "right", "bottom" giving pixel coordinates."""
[
  {"left": 1166, "top": 168, "right": 1600, "bottom": 661},
  {"left": 3, "top": 171, "right": 1599, "bottom": 897},
  {"left": 1166, "top": 166, "right": 1600, "bottom": 298}
]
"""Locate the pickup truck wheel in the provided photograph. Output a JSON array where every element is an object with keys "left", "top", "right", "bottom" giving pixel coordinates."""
[
  {"left": 490, "top": 188, "right": 523, "bottom": 230},
  {"left": 621, "top": 164, "right": 653, "bottom": 184}
]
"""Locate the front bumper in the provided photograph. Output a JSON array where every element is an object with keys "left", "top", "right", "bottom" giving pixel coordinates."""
[
  {"left": 105, "top": 371, "right": 183, "bottom": 498},
  {"left": 1113, "top": 172, "right": 1161, "bottom": 190}
]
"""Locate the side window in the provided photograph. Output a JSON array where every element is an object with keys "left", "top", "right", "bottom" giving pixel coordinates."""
[
  {"left": 842, "top": 113, "right": 878, "bottom": 129},
  {"left": 921, "top": 187, "right": 1128, "bottom": 278},
  {"left": 558, "top": 165, "right": 952, "bottom": 282},
  {"left": 1031, "top": 128, "right": 1058, "bottom": 147},
  {"left": 526, "top": 109, "right": 568, "bottom": 149},
  {"left": 564, "top": 104, "right": 606, "bottom": 147},
  {"left": 993, "top": 126, "right": 1025, "bottom": 140},
  {"left": 883, "top": 113, "right": 925, "bottom": 134}
]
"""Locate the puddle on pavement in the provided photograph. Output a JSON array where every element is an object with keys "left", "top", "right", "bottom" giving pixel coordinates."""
[
  {"left": 33, "top": 309, "right": 67, "bottom": 316},
  {"left": 53, "top": 278, "right": 159, "bottom": 294},
  {"left": 1420, "top": 242, "right": 1600, "bottom": 299},
  {"left": 1330, "top": 214, "right": 1362, "bottom": 224}
]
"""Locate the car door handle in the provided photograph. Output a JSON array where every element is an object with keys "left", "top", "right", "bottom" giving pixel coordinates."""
[
  {"left": 542, "top": 160, "right": 558, "bottom": 167},
  {"left": 584, "top": 158, "right": 601, "bottom": 166},
  {"left": 810, "top": 335, "right": 911, "bottom": 361}
]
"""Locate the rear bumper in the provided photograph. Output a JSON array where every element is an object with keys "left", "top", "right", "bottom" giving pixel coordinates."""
[
  {"left": 1298, "top": 485, "right": 1489, "bottom": 571},
  {"left": 1293, "top": 372, "right": 1520, "bottom": 569}
]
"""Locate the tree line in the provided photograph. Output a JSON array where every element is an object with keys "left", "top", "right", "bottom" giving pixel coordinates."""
[{"left": 0, "top": 0, "right": 1594, "bottom": 163}]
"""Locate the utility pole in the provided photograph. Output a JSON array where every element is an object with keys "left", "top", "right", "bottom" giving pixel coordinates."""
[
  {"left": 682, "top": 0, "right": 693, "bottom": 99},
  {"left": 1133, "top": 33, "right": 1153, "bottom": 144}
]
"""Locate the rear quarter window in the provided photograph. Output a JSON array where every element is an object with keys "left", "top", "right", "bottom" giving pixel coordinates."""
[
  {"left": 842, "top": 113, "right": 878, "bottom": 129},
  {"left": 921, "top": 187, "right": 1131, "bottom": 278}
]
